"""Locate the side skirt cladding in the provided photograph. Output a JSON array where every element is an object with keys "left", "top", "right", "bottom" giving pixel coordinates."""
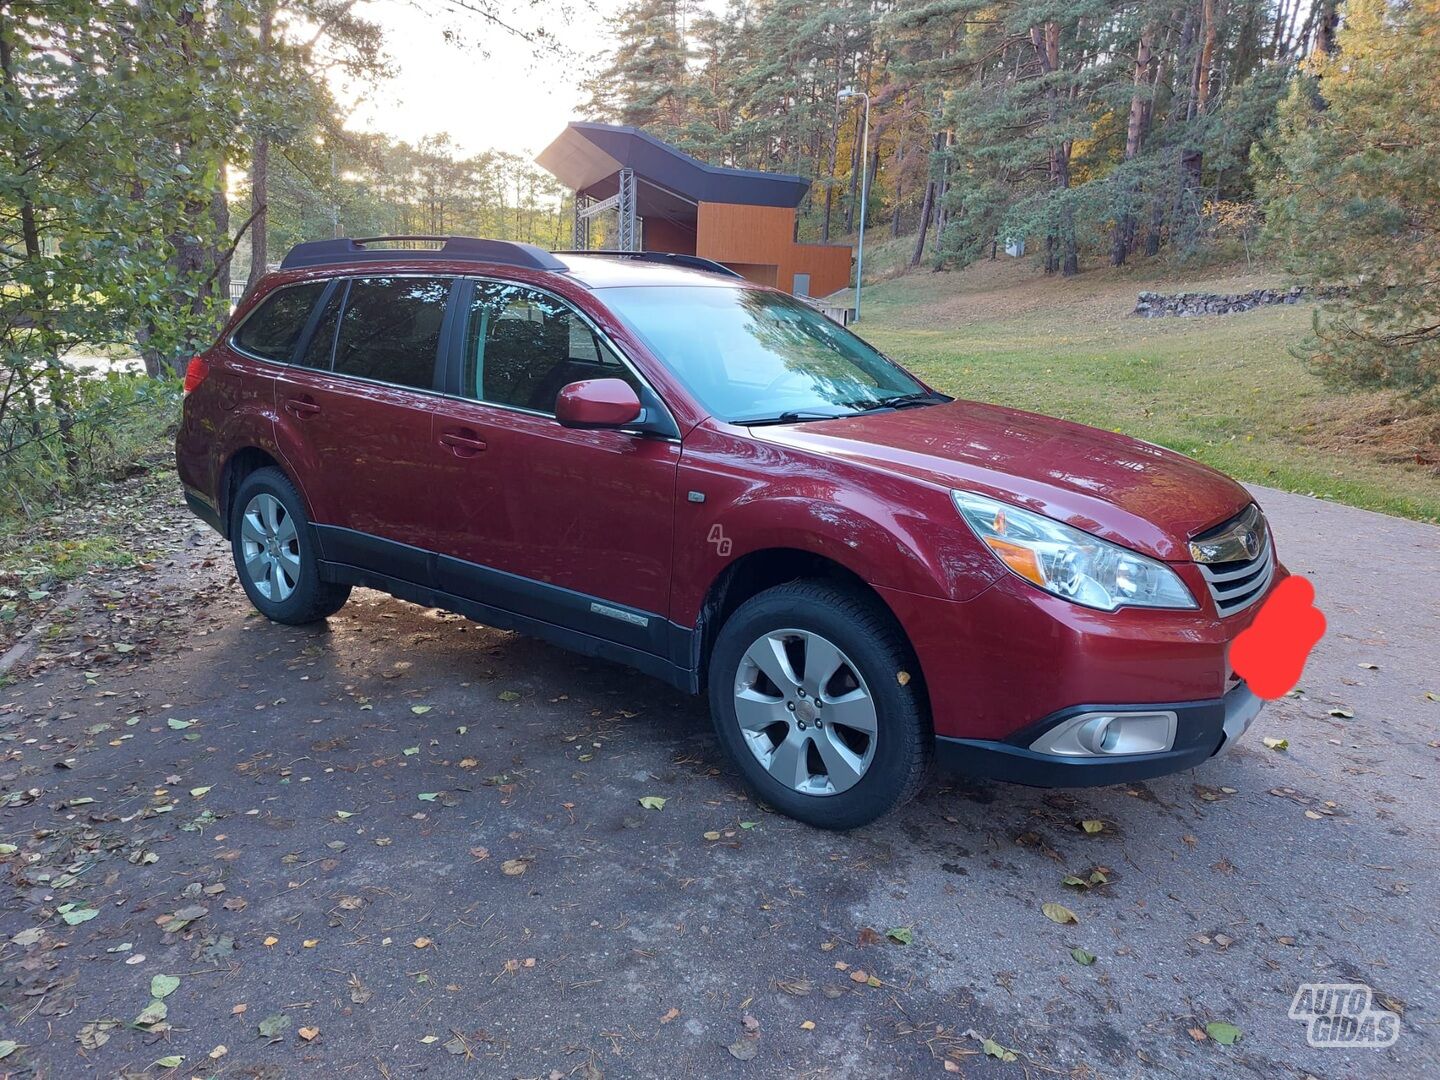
[{"left": 312, "top": 525, "right": 697, "bottom": 694}]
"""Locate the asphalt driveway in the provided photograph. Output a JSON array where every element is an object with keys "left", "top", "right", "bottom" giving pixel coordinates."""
[{"left": 0, "top": 478, "right": 1436, "bottom": 1078}]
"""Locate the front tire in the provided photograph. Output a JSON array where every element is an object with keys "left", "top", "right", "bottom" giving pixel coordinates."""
[
  {"left": 708, "top": 580, "right": 932, "bottom": 829},
  {"left": 230, "top": 467, "right": 350, "bottom": 625}
]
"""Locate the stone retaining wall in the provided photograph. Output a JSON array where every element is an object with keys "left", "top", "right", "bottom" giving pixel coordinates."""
[{"left": 1133, "top": 285, "right": 1316, "bottom": 317}]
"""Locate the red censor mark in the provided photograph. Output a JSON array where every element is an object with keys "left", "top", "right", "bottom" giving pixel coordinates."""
[{"left": 1229, "top": 576, "right": 1327, "bottom": 701}]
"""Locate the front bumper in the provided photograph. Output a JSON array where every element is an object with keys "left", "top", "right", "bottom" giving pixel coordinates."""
[{"left": 935, "top": 681, "right": 1263, "bottom": 787}]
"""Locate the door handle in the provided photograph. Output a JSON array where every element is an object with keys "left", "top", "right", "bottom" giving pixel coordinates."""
[
  {"left": 439, "top": 429, "right": 488, "bottom": 455},
  {"left": 285, "top": 396, "right": 321, "bottom": 418}
]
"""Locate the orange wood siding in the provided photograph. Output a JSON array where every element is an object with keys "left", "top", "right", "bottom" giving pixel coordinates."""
[{"left": 696, "top": 202, "right": 852, "bottom": 298}]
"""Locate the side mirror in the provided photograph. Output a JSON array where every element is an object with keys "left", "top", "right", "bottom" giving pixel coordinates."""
[{"left": 555, "top": 378, "right": 644, "bottom": 430}]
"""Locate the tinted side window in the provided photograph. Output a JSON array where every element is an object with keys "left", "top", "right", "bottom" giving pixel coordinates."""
[
  {"left": 233, "top": 282, "right": 326, "bottom": 362},
  {"left": 462, "top": 283, "right": 638, "bottom": 413},
  {"left": 298, "top": 283, "right": 345, "bottom": 369},
  {"left": 332, "top": 276, "right": 450, "bottom": 390}
]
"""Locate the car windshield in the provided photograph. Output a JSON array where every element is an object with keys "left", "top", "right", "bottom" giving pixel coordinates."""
[{"left": 600, "top": 284, "right": 931, "bottom": 423}]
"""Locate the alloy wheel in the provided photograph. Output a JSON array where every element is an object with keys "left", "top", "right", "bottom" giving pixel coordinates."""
[
  {"left": 239, "top": 493, "right": 301, "bottom": 602},
  {"left": 734, "top": 628, "right": 877, "bottom": 796}
]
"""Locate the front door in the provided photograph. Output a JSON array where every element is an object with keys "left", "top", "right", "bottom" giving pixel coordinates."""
[
  {"left": 272, "top": 275, "right": 457, "bottom": 583},
  {"left": 428, "top": 280, "right": 679, "bottom": 654}
]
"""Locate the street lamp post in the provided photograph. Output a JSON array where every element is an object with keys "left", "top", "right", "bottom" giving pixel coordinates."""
[{"left": 838, "top": 87, "right": 870, "bottom": 322}]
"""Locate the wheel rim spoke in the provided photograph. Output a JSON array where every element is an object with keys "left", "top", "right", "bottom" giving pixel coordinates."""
[
  {"left": 261, "top": 494, "right": 283, "bottom": 535},
  {"left": 240, "top": 514, "right": 268, "bottom": 546},
  {"left": 269, "top": 559, "right": 288, "bottom": 600},
  {"left": 766, "top": 729, "right": 811, "bottom": 790},
  {"left": 274, "top": 513, "right": 298, "bottom": 546},
  {"left": 735, "top": 688, "right": 785, "bottom": 732},
  {"left": 813, "top": 727, "right": 865, "bottom": 793},
  {"left": 800, "top": 632, "right": 844, "bottom": 698},
  {"left": 821, "top": 689, "right": 877, "bottom": 735},
  {"left": 744, "top": 634, "right": 800, "bottom": 693}
]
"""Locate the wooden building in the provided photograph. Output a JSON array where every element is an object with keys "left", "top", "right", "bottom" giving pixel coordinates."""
[{"left": 537, "top": 122, "right": 852, "bottom": 299}]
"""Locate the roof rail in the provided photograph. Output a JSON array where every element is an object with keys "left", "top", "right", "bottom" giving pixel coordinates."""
[
  {"left": 279, "top": 236, "right": 568, "bottom": 272},
  {"left": 551, "top": 250, "right": 744, "bottom": 279}
]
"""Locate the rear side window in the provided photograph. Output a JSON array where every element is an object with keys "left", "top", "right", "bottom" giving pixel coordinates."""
[
  {"left": 298, "top": 284, "right": 345, "bottom": 369},
  {"left": 332, "top": 276, "right": 451, "bottom": 390},
  {"left": 462, "top": 283, "right": 638, "bottom": 413},
  {"left": 232, "top": 282, "right": 326, "bottom": 362}
]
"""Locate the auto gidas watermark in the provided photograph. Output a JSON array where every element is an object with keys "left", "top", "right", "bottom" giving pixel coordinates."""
[{"left": 1290, "top": 983, "right": 1401, "bottom": 1049}]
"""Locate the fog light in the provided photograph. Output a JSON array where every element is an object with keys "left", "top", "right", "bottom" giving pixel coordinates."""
[{"left": 1029, "top": 710, "right": 1178, "bottom": 757}]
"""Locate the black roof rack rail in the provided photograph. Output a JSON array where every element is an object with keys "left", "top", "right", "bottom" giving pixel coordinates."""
[
  {"left": 279, "top": 236, "right": 568, "bottom": 272},
  {"left": 550, "top": 250, "right": 744, "bottom": 279}
]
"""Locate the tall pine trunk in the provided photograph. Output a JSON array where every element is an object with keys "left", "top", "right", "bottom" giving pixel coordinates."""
[
  {"left": 1112, "top": 27, "right": 1154, "bottom": 266},
  {"left": 246, "top": 0, "right": 273, "bottom": 290}
]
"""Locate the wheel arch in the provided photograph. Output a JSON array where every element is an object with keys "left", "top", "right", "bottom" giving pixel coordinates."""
[
  {"left": 692, "top": 547, "right": 929, "bottom": 712},
  {"left": 219, "top": 447, "right": 304, "bottom": 536}
]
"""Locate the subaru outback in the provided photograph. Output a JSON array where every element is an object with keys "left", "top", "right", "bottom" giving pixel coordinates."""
[{"left": 177, "top": 236, "right": 1280, "bottom": 829}]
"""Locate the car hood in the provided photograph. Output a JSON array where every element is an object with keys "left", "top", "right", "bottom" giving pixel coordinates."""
[{"left": 749, "top": 400, "right": 1253, "bottom": 561}]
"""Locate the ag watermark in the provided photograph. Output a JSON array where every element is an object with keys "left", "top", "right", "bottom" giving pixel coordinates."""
[{"left": 1290, "top": 983, "right": 1401, "bottom": 1049}]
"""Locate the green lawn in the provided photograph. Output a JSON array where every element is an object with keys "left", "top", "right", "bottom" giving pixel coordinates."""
[{"left": 854, "top": 259, "right": 1440, "bottom": 522}]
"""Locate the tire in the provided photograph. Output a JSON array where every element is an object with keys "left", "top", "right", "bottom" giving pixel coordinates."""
[
  {"left": 708, "top": 579, "right": 932, "bottom": 830},
  {"left": 229, "top": 467, "right": 350, "bottom": 625}
]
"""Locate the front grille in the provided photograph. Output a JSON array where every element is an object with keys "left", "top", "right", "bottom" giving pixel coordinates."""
[{"left": 1192, "top": 506, "right": 1274, "bottom": 616}]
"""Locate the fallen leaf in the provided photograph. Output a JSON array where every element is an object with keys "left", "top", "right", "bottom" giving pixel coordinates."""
[
  {"left": 303, "top": 939, "right": 318, "bottom": 948},
  {"left": 298, "top": 1026, "right": 319, "bottom": 1041},
  {"left": 0, "top": 1041, "right": 17, "bottom": 1060},
  {"left": 1080, "top": 819, "right": 1105, "bottom": 834},
  {"left": 1329, "top": 707, "right": 1354, "bottom": 719},
  {"left": 501, "top": 858, "right": 529, "bottom": 876},
  {"left": 1042, "top": 902, "right": 1078, "bottom": 925},
  {"left": 413, "top": 937, "right": 433, "bottom": 949},
  {"left": 209, "top": 1045, "right": 228, "bottom": 1060},
  {"left": 982, "top": 1038, "right": 1017, "bottom": 1062},
  {"left": 153, "top": 1055, "right": 183, "bottom": 1069},
  {"left": 257, "top": 1013, "right": 291, "bottom": 1041},
  {"left": 800, "top": 1019, "right": 815, "bottom": 1030},
  {"left": 190, "top": 786, "right": 212, "bottom": 797},
  {"left": 263, "top": 935, "right": 279, "bottom": 947},
  {"left": 660, "top": 1007, "right": 680, "bottom": 1024},
  {"left": 638, "top": 796, "right": 667, "bottom": 810},
  {"left": 411, "top": 705, "right": 433, "bottom": 715},
  {"left": 703, "top": 830, "right": 721, "bottom": 841},
  {"left": 727, "top": 1039, "right": 757, "bottom": 1061},
  {"left": 1262, "top": 737, "right": 1289, "bottom": 751},
  {"left": 60, "top": 906, "right": 98, "bottom": 925},
  {"left": 885, "top": 927, "right": 913, "bottom": 945},
  {"left": 134, "top": 999, "right": 168, "bottom": 1027},
  {"left": 1071, "top": 948, "right": 1097, "bottom": 966},
  {"left": 151, "top": 974, "right": 180, "bottom": 999},
  {"left": 1205, "top": 1021, "right": 1241, "bottom": 1045}
]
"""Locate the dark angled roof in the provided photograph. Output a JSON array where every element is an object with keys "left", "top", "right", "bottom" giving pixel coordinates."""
[{"left": 536, "top": 122, "right": 810, "bottom": 209}]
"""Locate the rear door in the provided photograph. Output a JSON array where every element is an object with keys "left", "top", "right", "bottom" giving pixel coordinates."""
[
  {"left": 428, "top": 279, "right": 680, "bottom": 652},
  {"left": 272, "top": 275, "right": 459, "bottom": 584}
]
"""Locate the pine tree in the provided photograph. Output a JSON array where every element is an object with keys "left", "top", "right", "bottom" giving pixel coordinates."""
[{"left": 1260, "top": 0, "right": 1440, "bottom": 405}]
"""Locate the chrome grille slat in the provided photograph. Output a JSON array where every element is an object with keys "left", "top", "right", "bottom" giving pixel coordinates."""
[{"left": 1193, "top": 506, "right": 1274, "bottom": 616}]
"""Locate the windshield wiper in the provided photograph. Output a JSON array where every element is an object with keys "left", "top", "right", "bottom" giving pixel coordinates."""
[
  {"left": 844, "top": 391, "right": 951, "bottom": 413},
  {"left": 730, "top": 409, "right": 858, "bottom": 427}
]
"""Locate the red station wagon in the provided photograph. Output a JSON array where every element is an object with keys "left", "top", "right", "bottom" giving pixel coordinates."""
[{"left": 177, "top": 236, "right": 1281, "bottom": 828}]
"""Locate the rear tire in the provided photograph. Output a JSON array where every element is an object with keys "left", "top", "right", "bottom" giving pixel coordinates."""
[
  {"left": 708, "top": 579, "right": 932, "bottom": 829},
  {"left": 230, "top": 467, "right": 350, "bottom": 625}
]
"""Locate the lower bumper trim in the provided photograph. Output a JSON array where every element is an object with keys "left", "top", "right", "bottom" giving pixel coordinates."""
[{"left": 936, "top": 683, "right": 1261, "bottom": 788}]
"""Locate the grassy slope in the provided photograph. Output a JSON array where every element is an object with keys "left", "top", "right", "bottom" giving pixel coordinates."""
[{"left": 855, "top": 257, "right": 1440, "bottom": 522}]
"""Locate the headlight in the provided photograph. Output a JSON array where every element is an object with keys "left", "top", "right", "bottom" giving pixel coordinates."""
[{"left": 952, "top": 491, "right": 1197, "bottom": 611}]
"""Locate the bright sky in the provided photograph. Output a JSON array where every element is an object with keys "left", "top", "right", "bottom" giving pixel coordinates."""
[{"left": 335, "top": 0, "right": 628, "bottom": 162}]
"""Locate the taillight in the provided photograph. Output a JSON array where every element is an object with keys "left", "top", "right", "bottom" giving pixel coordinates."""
[{"left": 183, "top": 355, "right": 211, "bottom": 395}]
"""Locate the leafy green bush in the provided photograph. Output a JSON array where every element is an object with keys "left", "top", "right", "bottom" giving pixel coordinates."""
[{"left": 0, "top": 367, "right": 180, "bottom": 526}]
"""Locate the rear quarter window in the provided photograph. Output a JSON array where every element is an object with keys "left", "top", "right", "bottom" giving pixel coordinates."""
[{"left": 232, "top": 282, "right": 327, "bottom": 362}]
